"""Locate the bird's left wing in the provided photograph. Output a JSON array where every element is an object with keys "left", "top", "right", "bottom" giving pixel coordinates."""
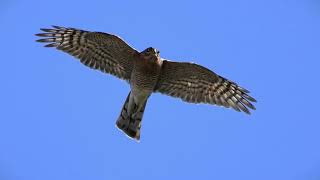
[
  {"left": 154, "top": 60, "right": 256, "bottom": 114},
  {"left": 36, "top": 26, "right": 138, "bottom": 81}
]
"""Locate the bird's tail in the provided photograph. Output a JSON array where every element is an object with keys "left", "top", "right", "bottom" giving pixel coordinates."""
[{"left": 116, "top": 92, "right": 147, "bottom": 141}]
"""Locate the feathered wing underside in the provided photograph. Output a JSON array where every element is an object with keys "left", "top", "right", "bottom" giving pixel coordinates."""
[
  {"left": 36, "top": 25, "right": 138, "bottom": 81},
  {"left": 155, "top": 60, "right": 257, "bottom": 114}
]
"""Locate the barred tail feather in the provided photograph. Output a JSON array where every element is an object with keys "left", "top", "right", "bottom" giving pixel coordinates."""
[{"left": 116, "top": 92, "right": 147, "bottom": 141}]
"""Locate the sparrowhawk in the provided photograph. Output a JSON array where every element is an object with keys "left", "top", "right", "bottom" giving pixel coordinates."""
[{"left": 36, "top": 26, "right": 256, "bottom": 141}]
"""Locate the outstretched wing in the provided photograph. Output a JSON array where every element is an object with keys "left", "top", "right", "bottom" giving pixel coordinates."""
[
  {"left": 155, "top": 60, "right": 256, "bottom": 114},
  {"left": 36, "top": 26, "right": 138, "bottom": 81}
]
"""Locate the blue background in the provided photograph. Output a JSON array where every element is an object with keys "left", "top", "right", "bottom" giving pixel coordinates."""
[{"left": 1, "top": 0, "right": 319, "bottom": 179}]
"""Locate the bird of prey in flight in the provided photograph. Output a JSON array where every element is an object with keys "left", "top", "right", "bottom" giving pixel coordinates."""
[{"left": 36, "top": 26, "right": 256, "bottom": 141}]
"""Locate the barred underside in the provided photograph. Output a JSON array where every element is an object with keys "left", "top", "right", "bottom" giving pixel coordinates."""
[
  {"left": 36, "top": 25, "right": 137, "bottom": 81},
  {"left": 155, "top": 60, "right": 256, "bottom": 114}
]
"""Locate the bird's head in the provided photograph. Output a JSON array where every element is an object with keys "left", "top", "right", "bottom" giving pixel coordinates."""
[{"left": 141, "top": 47, "right": 160, "bottom": 61}]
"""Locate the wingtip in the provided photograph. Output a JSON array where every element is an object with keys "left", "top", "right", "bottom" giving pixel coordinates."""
[
  {"left": 244, "top": 103, "right": 256, "bottom": 115},
  {"left": 52, "top": 25, "right": 66, "bottom": 29},
  {"left": 35, "top": 33, "right": 47, "bottom": 37},
  {"left": 36, "top": 39, "right": 44, "bottom": 42},
  {"left": 44, "top": 43, "right": 59, "bottom": 47},
  {"left": 250, "top": 97, "right": 257, "bottom": 103},
  {"left": 240, "top": 87, "right": 250, "bottom": 93},
  {"left": 36, "top": 38, "right": 50, "bottom": 42}
]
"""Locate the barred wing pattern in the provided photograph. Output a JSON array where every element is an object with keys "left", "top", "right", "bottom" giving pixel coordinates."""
[
  {"left": 155, "top": 60, "right": 256, "bottom": 114},
  {"left": 36, "top": 26, "right": 138, "bottom": 81}
]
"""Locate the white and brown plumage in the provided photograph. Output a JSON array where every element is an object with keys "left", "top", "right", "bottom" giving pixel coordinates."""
[{"left": 36, "top": 26, "right": 256, "bottom": 141}]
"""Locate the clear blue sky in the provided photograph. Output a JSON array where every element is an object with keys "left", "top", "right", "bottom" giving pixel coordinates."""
[{"left": 0, "top": 0, "right": 319, "bottom": 180}]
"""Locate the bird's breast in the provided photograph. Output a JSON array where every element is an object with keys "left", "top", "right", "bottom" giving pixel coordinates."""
[{"left": 130, "top": 58, "right": 161, "bottom": 92}]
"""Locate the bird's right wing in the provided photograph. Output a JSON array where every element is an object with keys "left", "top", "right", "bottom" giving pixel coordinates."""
[
  {"left": 154, "top": 60, "right": 256, "bottom": 114},
  {"left": 36, "top": 26, "right": 138, "bottom": 81}
]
